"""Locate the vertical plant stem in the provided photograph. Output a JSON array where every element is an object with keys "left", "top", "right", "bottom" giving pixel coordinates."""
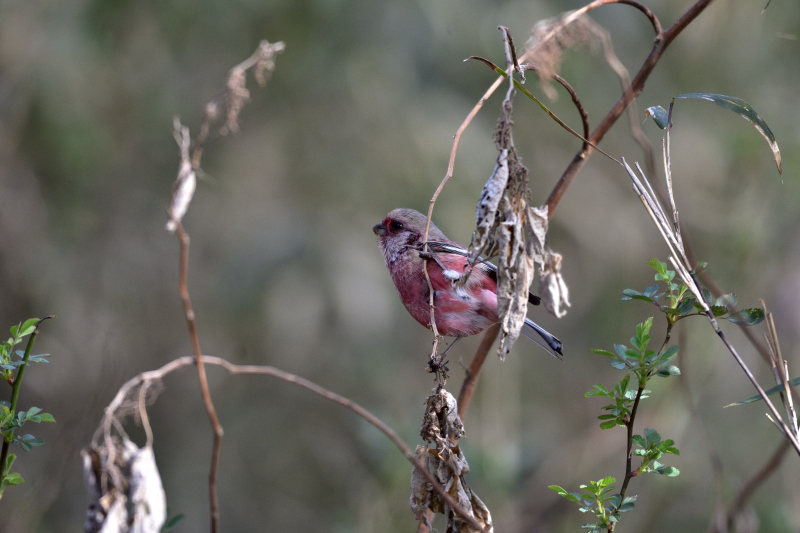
[
  {"left": 0, "top": 317, "right": 52, "bottom": 479},
  {"left": 175, "top": 223, "right": 224, "bottom": 533},
  {"left": 619, "top": 385, "right": 645, "bottom": 498}
]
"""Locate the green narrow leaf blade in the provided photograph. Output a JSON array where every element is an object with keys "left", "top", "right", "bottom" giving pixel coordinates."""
[{"left": 675, "top": 93, "right": 781, "bottom": 174}]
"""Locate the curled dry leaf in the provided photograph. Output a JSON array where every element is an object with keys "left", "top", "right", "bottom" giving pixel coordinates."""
[
  {"left": 412, "top": 388, "right": 492, "bottom": 532},
  {"left": 528, "top": 205, "right": 570, "bottom": 318}
]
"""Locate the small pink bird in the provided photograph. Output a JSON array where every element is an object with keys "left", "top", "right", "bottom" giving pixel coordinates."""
[{"left": 373, "top": 208, "right": 562, "bottom": 358}]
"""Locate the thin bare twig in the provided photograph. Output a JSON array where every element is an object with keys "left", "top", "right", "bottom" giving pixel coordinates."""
[{"left": 96, "top": 356, "right": 488, "bottom": 533}]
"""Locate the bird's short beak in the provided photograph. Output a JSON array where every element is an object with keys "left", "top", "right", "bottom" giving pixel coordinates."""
[{"left": 372, "top": 222, "right": 387, "bottom": 236}]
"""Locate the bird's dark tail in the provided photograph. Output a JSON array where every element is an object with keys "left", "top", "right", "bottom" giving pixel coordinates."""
[{"left": 522, "top": 318, "right": 563, "bottom": 360}]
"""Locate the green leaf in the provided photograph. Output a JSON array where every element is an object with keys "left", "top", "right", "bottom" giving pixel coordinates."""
[
  {"left": 656, "top": 345, "right": 679, "bottom": 362},
  {"left": 655, "top": 465, "right": 680, "bottom": 476},
  {"left": 2, "top": 471, "right": 24, "bottom": 486},
  {"left": 656, "top": 365, "right": 681, "bottom": 377},
  {"left": 645, "top": 106, "right": 670, "bottom": 129},
  {"left": 39, "top": 413, "right": 56, "bottom": 423},
  {"left": 26, "top": 407, "right": 42, "bottom": 418},
  {"left": 725, "top": 376, "right": 800, "bottom": 407},
  {"left": 701, "top": 288, "right": 713, "bottom": 305},
  {"left": 18, "top": 319, "right": 38, "bottom": 337},
  {"left": 623, "top": 389, "right": 639, "bottom": 400},
  {"left": 600, "top": 420, "right": 619, "bottom": 429},
  {"left": 549, "top": 485, "right": 581, "bottom": 503},
  {"left": 675, "top": 93, "right": 782, "bottom": 174},
  {"left": 710, "top": 305, "right": 728, "bottom": 317},
  {"left": 647, "top": 258, "right": 668, "bottom": 276},
  {"left": 610, "top": 359, "right": 628, "bottom": 370},
  {"left": 643, "top": 284, "right": 660, "bottom": 298},
  {"left": 590, "top": 349, "right": 616, "bottom": 358},
  {"left": 618, "top": 495, "right": 637, "bottom": 512},
  {"left": 18, "top": 434, "right": 44, "bottom": 451},
  {"left": 586, "top": 384, "right": 610, "bottom": 397},
  {"left": 714, "top": 293, "right": 737, "bottom": 309},
  {"left": 644, "top": 428, "right": 661, "bottom": 447},
  {"left": 676, "top": 298, "right": 696, "bottom": 316},
  {"left": 727, "top": 308, "right": 765, "bottom": 326}
]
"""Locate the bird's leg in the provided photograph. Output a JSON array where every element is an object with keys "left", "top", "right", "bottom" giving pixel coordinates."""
[
  {"left": 427, "top": 336, "right": 460, "bottom": 384},
  {"left": 440, "top": 335, "right": 463, "bottom": 358}
]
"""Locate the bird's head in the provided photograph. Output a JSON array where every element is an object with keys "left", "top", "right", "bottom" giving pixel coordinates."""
[{"left": 373, "top": 208, "right": 447, "bottom": 265}]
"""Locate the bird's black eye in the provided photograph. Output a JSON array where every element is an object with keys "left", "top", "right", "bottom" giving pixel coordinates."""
[{"left": 390, "top": 221, "right": 404, "bottom": 231}]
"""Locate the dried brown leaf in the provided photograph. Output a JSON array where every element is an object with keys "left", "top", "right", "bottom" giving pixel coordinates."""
[
  {"left": 413, "top": 389, "right": 492, "bottom": 532},
  {"left": 469, "top": 149, "right": 509, "bottom": 264},
  {"left": 497, "top": 197, "right": 534, "bottom": 358},
  {"left": 538, "top": 249, "right": 571, "bottom": 318}
]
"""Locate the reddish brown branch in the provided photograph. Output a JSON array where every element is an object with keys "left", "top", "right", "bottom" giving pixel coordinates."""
[
  {"left": 457, "top": 324, "right": 501, "bottom": 419},
  {"left": 175, "top": 223, "right": 224, "bottom": 533}
]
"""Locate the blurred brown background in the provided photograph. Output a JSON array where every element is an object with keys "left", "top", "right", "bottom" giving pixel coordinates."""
[{"left": 1, "top": 0, "right": 799, "bottom": 531}]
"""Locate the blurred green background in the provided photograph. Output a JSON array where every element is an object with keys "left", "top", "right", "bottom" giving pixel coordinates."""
[{"left": 1, "top": 0, "right": 799, "bottom": 531}]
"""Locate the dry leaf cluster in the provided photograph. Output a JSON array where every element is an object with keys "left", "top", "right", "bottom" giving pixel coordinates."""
[{"left": 411, "top": 388, "right": 492, "bottom": 532}]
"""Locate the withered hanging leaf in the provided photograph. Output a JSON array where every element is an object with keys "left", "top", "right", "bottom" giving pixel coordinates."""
[
  {"left": 469, "top": 149, "right": 509, "bottom": 264},
  {"left": 527, "top": 205, "right": 549, "bottom": 269},
  {"left": 526, "top": 205, "right": 570, "bottom": 318},
  {"left": 497, "top": 198, "right": 535, "bottom": 359},
  {"left": 538, "top": 249, "right": 571, "bottom": 318}
]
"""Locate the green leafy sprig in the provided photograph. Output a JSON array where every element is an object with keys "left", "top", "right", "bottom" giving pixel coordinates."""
[{"left": 0, "top": 317, "right": 55, "bottom": 498}]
